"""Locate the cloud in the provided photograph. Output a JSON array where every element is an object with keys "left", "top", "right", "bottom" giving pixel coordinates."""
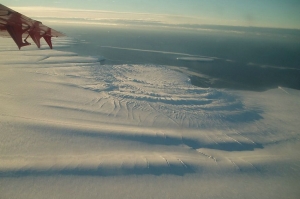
[
  {"left": 9, "top": 6, "right": 300, "bottom": 36},
  {"left": 11, "top": 6, "right": 208, "bottom": 26}
]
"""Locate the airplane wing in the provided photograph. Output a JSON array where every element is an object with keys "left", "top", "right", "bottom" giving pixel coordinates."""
[{"left": 0, "top": 4, "right": 65, "bottom": 49}]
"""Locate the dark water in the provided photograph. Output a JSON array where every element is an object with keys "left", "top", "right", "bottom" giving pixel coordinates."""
[{"left": 54, "top": 24, "right": 300, "bottom": 91}]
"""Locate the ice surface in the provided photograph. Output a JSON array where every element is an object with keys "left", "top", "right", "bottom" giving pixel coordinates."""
[
  {"left": 0, "top": 37, "right": 300, "bottom": 199},
  {"left": 177, "top": 57, "right": 214, "bottom": 62}
]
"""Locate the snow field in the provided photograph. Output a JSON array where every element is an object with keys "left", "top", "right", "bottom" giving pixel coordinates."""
[{"left": 0, "top": 37, "right": 300, "bottom": 198}]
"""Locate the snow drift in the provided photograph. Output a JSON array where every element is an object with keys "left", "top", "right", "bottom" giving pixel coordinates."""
[{"left": 0, "top": 37, "right": 299, "bottom": 199}]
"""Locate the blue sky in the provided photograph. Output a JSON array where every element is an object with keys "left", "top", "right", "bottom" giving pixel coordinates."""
[{"left": 2, "top": 0, "right": 300, "bottom": 29}]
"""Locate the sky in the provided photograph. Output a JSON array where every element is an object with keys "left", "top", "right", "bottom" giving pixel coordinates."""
[{"left": 2, "top": 0, "right": 300, "bottom": 29}]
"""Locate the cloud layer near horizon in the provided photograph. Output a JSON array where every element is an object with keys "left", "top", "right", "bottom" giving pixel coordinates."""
[
  {"left": 12, "top": 6, "right": 212, "bottom": 26},
  {"left": 12, "top": 6, "right": 284, "bottom": 30}
]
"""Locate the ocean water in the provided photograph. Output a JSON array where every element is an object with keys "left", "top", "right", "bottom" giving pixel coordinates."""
[{"left": 54, "top": 24, "right": 300, "bottom": 91}]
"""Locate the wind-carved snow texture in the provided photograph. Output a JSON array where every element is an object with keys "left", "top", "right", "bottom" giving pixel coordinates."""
[
  {"left": 0, "top": 37, "right": 300, "bottom": 199},
  {"left": 87, "top": 63, "right": 263, "bottom": 128}
]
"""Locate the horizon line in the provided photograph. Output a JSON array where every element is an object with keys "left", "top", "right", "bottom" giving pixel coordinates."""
[{"left": 7, "top": 5, "right": 300, "bottom": 30}]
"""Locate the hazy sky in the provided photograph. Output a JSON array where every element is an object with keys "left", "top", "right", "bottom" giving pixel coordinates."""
[{"left": 2, "top": 0, "right": 300, "bottom": 29}]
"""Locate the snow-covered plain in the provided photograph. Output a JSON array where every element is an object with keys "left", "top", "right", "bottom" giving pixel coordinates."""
[{"left": 0, "top": 37, "right": 300, "bottom": 199}]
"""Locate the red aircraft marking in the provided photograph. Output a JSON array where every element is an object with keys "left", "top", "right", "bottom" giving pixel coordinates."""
[{"left": 0, "top": 4, "right": 64, "bottom": 49}]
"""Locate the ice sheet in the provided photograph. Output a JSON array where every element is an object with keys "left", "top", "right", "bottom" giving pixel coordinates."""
[{"left": 0, "top": 37, "right": 299, "bottom": 199}]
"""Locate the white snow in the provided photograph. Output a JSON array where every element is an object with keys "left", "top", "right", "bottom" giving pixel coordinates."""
[{"left": 0, "top": 37, "right": 300, "bottom": 199}]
